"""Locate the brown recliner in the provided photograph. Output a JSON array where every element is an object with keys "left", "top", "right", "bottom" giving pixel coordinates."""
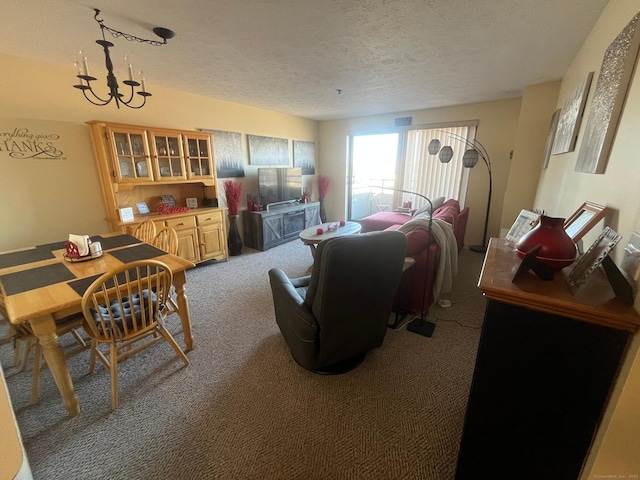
[{"left": 268, "top": 231, "right": 407, "bottom": 373}]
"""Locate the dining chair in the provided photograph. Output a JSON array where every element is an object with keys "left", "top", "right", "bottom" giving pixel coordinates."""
[
  {"left": 1, "top": 295, "right": 89, "bottom": 404},
  {"left": 133, "top": 219, "right": 157, "bottom": 244},
  {"left": 372, "top": 193, "right": 390, "bottom": 212},
  {"left": 80, "top": 259, "right": 189, "bottom": 409},
  {"left": 153, "top": 226, "right": 181, "bottom": 320},
  {"left": 153, "top": 226, "right": 179, "bottom": 255}
]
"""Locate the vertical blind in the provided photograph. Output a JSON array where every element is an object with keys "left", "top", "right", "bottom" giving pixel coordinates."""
[{"left": 400, "top": 124, "right": 476, "bottom": 210}]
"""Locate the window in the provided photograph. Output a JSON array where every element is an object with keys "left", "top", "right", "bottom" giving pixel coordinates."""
[{"left": 347, "top": 123, "right": 476, "bottom": 220}]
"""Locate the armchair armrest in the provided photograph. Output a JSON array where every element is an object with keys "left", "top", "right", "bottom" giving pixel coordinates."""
[{"left": 268, "top": 269, "right": 318, "bottom": 336}]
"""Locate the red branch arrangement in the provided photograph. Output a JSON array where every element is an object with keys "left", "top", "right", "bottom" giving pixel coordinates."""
[
  {"left": 316, "top": 175, "right": 331, "bottom": 200},
  {"left": 223, "top": 180, "right": 243, "bottom": 216}
]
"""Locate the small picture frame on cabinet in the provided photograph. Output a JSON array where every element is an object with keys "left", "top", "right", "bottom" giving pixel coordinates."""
[
  {"left": 505, "top": 210, "right": 540, "bottom": 247},
  {"left": 186, "top": 198, "right": 198, "bottom": 209},
  {"left": 119, "top": 207, "right": 135, "bottom": 223},
  {"left": 564, "top": 202, "right": 609, "bottom": 242},
  {"left": 566, "top": 227, "right": 622, "bottom": 293},
  {"left": 160, "top": 195, "right": 175, "bottom": 208},
  {"left": 136, "top": 202, "right": 150, "bottom": 215}
]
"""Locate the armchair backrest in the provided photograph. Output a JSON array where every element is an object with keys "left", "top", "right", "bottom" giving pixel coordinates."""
[{"left": 305, "top": 231, "right": 407, "bottom": 368}]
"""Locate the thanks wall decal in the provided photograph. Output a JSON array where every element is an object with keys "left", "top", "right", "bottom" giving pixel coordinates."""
[{"left": 0, "top": 127, "right": 66, "bottom": 160}]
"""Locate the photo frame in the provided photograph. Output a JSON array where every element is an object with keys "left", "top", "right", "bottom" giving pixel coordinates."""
[
  {"left": 505, "top": 209, "right": 540, "bottom": 247},
  {"left": 564, "top": 202, "right": 609, "bottom": 242},
  {"left": 566, "top": 227, "right": 622, "bottom": 293},
  {"left": 551, "top": 72, "right": 593, "bottom": 155},
  {"left": 576, "top": 12, "right": 640, "bottom": 174},
  {"left": 293, "top": 140, "right": 316, "bottom": 174},
  {"left": 247, "top": 134, "right": 289, "bottom": 165}
]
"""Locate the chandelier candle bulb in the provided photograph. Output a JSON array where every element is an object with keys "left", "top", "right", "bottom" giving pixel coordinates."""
[
  {"left": 140, "top": 71, "right": 146, "bottom": 92},
  {"left": 126, "top": 56, "right": 133, "bottom": 81},
  {"left": 82, "top": 54, "right": 89, "bottom": 77}
]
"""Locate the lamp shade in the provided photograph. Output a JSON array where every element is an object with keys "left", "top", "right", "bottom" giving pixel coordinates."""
[
  {"left": 439, "top": 146, "right": 453, "bottom": 163},
  {"left": 428, "top": 139, "right": 441, "bottom": 155},
  {"left": 462, "top": 149, "right": 479, "bottom": 168}
]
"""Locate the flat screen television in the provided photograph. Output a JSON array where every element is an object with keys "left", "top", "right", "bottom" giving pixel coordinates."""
[{"left": 258, "top": 167, "right": 303, "bottom": 207}]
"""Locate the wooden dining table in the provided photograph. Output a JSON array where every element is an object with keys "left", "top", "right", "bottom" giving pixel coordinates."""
[{"left": 0, "top": 233, "right": 195, "bottom": 417}]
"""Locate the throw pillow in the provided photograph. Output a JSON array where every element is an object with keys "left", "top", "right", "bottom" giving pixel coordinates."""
[
  {"left": 405, "top": 229, "right": 431, "bottom": 256},
  {"left": 413, "top": 196, "right": 445, "bottom": 217}
]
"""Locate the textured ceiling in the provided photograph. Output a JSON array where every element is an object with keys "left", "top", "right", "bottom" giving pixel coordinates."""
[{"left": 2, "top": 0, "right": 609, "bottom": 121}]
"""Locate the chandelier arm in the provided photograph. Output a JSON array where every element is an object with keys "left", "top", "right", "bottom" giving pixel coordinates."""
[
  {"left": 120, "top": 95, "right": 148, "bottom": 109},
  {"left": 82, "top": 88, "right": 112, "bottom": 106},
  {"left": 118, "top": 84, "right": 136, "bottom": 105}
]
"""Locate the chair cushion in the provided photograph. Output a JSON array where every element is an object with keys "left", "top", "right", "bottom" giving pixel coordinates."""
[{"left": 91, "top": 290, "right": 158, "bottom": 333}]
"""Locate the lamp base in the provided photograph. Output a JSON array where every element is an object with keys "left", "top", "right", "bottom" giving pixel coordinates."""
[
  {"left": 407, "top": 317, "right": 436, "bottom": 337},
  {"left": 469, "top": 244, "right": 487, "bottom": 254}
]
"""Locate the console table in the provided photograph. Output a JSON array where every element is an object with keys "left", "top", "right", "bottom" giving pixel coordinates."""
[
  {"left": 455, "top": 238, "right": 640, "bottom": 480},
  {"left": 243, "top": 202, "right": 320, "bottom": 251}
]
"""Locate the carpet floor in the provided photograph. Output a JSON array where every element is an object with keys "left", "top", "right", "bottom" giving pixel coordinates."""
[{"left": 1, "top": 239, "right": 485, "bottom": 480}]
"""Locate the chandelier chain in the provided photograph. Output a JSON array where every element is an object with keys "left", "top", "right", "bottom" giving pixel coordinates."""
[{"left": 93, "top": 9, "right": 168, "bottom": 46}]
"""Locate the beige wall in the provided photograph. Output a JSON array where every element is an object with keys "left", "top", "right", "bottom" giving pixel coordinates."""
[
  {"left": 0, "top": 53, "right": 317, "bottom": 250},
  {"left": 537, "top": 1, "right": 640, "bottom": 477},
  {"left": 500, "top": 81, "right": 560, "bottom": 227},
  {"left": 318, "top": 98, "right": 523, "bottom": 247}
]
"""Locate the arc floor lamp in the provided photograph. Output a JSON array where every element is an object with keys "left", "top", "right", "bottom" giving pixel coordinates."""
[
  {"left": 428, "top": 132, "right": 492, "bottom": 254},
  {"left": 369, "top": 186, "right": 437, "bottom": 337}
]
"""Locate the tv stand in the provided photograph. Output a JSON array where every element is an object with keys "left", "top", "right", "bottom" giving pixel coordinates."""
[
  {"left": 266, "top": 199, "right": 301, "bottom": 211},
  {"left": 243, "top": 202, "right": 320, "bottom": 251}
]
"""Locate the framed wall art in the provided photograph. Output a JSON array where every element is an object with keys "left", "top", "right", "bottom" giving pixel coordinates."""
[
  {"left": 551, "top": 71, "right": 593, "bottom": 155},
  {"left": 198, "top": 129, "right": 245, "bottom": 178},
  {"left": 563, "top": 201, "right": 610, "bottom": 242},
  {"left": 293, "top": 140, "right": 316, "bottom": 174},
  {"left": 576, "top": 12, "right": 640, "bottom": 174},
  {"left": 247, "top": 134, "right": 289, "bottom": 165},
  {"left": 542, "top": 109, "right": 561, "bottom": 168}
]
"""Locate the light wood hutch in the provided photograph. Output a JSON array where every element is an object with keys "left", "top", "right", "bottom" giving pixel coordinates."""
[{"left": 87, "top": 121, "right": 228, "bottom": 263}]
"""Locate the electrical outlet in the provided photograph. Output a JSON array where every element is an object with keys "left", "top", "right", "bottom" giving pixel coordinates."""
[{"left": 620, "top": 231, "right": 640, "bottom": 281}]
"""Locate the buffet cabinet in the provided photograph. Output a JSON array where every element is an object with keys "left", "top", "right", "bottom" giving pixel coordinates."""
[
  {"left": 114, "top": 209, "right": 227, "bottom": 263},
  {"left": 88, "top": 121, "right": 228, "bottom": 264},
  {"left": 243, "top": 202, "right": 320, "bottom": 251},
  {"left": 455, "top": 238, "right": 640, "bottom": 480}
]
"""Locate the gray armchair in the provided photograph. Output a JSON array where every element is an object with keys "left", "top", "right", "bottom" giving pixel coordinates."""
[{"left": 268, "top": 231, "right": 407, "bottom": 373}]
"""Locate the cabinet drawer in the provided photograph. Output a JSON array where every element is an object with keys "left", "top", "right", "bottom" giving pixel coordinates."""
[
  {"left": 165, "top": 216, "right": 196, "bottom": 230},
  {"left": 196, "top": 211, "right": 222, "bottom": 226}
]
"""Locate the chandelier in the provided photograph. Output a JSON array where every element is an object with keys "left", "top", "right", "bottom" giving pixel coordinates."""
[{"left": 73, "top": 9, "right": 175, "bottom": 109}]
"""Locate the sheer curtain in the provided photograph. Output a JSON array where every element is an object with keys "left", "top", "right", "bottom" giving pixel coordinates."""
[{"left": 399, "top": 124, "right": 476, "bottom": 210}]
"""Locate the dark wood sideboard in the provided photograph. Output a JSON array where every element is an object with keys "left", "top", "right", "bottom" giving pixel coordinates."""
[{"left": 455, "top": 238, "right": 640, "bottom": 480}]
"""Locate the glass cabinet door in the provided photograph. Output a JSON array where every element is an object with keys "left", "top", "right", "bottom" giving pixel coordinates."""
[
  {"left": 108, "top": 127, "right": 152, "bottom": 182},
  {"left": 184, "top": 134, "right": 213, "bottom": 180},
  {"left": 150, "top": 131, "right": 186, "bottom": 181}
]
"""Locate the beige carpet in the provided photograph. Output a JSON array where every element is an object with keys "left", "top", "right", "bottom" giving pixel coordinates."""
[{"left": 1, "top": 239, "right": 485, "bottom": 480}]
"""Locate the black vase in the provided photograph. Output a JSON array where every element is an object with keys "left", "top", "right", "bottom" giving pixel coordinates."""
[
  {"left": 319, "top": 198, "right": 327, "bottom": 223},
  {"left": 227, "top": 215, "right": 243, "bottom": 256}
]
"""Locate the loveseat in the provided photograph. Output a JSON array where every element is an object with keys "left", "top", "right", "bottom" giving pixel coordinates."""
[{"left": 359, "top": 198, "right": 469, "bottom": 316}]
